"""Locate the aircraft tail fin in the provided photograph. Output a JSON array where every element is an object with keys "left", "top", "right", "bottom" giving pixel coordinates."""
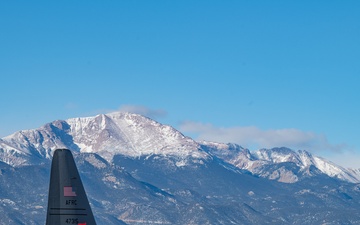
[{"left": 46, "top": 149, "right": 97, "bottom": 225}]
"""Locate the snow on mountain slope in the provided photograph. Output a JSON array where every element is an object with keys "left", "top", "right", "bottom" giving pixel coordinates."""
[
  {"left": 254, "top": 148, "right": 360, "bottom": 183},
  {"left": 201, "top": 142, "right": 360, "bottom": 183},
  {"left": 0, "top": 112, "right": 207, "bottom": 165},
  {"left": 1, "top": 120, "right": 82, "bottom": 164},
  {"left": 199, "top": 141, "right": 266, "bottom": 170},
  {"left": 0, "top": 138, "right": 30, "bottom": 166},
  {"left": 66, "top": 112, "right": 206, "bottom": 161}
]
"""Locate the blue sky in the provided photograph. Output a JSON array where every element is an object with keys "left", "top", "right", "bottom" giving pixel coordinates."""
[{"left": 1, "top": 1, "right": 359, "bottom": 167}]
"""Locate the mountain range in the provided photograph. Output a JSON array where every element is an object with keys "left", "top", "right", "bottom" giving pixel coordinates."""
[{"left": 1, "top": 112, "right": 360, "bottom": 224}]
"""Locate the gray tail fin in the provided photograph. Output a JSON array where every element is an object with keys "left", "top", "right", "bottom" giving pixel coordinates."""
[{"left": 46, "top": 149, "right": 97, "bottom": 225}]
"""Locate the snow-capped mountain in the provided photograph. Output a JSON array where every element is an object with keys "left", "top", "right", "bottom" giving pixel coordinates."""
[
  {"left": 1, "top": 112, "right": 207, "bottom": 166},
  {"left": 200, "top": 141, "right": 360, "bottom": 183},
  {"left": 1, "top": 111, "right": 359, "bottom": 184},
  {"left": 2, "top": 111, "right": 360, "bottom": 224}
]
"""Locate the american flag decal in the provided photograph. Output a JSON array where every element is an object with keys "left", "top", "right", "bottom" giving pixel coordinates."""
[{"left": 64, "top": 186, "right": 77, "bottom": 197}]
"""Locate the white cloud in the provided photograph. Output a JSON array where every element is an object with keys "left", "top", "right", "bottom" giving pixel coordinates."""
[
  {"left": 64, "top": 102, "right": 79, "bottom": 110},
  {"left": 326, "top": 151, "right": 360, "bottom": 169},
  {"left": 118, "top": 105, "right": 167, "bottom": 119},
  {"left": 87, "top": 105, "right": 167, "bottom": 120},
  {"left": 179, "top": 121, "right": 347, "bottom": 153}
]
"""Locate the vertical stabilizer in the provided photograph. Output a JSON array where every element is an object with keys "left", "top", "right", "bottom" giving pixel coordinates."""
[{"left": 46, "top": 149, "right": 97, "bottom": 225}]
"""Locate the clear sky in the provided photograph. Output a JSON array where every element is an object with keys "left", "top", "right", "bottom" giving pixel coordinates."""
[{"left": 1, "top": 1, "right": 359, "bottom": 167}]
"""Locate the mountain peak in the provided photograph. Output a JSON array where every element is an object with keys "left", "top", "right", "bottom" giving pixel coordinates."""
[
  {"left": 0, "top": 112, "right": 207, "bottom": 166},
  {"left": 254, "top": 147, "right": 303, "bottom": 165},
  {"left": 68, "top": 112, "right": 206, "bottom": 161}
]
